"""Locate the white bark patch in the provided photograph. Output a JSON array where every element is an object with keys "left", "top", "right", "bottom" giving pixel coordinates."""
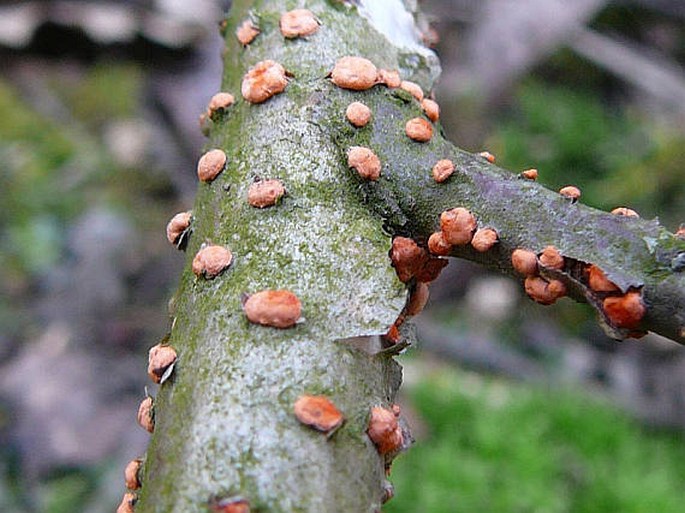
[{"left": 357, "top": 0, "right": 433, "bottom": 59}]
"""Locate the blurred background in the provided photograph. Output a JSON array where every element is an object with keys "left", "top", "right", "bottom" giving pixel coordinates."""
[{"left": 0, "top": 1, "right": 684, "bottom": 512}]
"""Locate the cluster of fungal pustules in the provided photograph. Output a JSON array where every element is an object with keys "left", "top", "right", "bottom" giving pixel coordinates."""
[
  {"left": 119, "top": 9, "right": 420, "bottom": 512},
  {"left": 117, "top": 4, "right": 672, "bottom": 510}
]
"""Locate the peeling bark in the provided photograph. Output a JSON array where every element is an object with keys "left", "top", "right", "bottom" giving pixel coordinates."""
[{"left": 134, "top": 1, "right": 685, "bottom": 512}]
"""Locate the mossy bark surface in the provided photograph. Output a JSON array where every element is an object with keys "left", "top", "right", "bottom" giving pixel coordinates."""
[
  {"left": 136, "top": 1, "right": 431, "bottom": 512},
  {"left": 137, "top": 1, "right": 685, "bottom": 512}
]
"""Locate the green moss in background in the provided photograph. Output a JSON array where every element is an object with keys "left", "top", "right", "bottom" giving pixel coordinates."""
[
  {"left": 60, "top": 62, "right": 143, "bottom": 126},
  {"left": 486, "top": 80, "right": 685, "bottom": 228},
  {"left": 385, "top": 360, "right": 685, "bottom": 513}
]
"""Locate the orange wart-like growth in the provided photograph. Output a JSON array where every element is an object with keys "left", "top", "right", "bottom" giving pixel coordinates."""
[
  {"left": 147, "top": 344, "right": 177, "bottom": 384},
  {"left": 427, "top": 231, "right": 452, "bottom": 256},
  {"left": 611, "top": 207, "right": 639, "bottom": 217},
  {"left": 347, "top": 146, "right": 381, "bottom": 180},
  {"left": 538, "top": 246, "right": 564, "bottom": 270},
  {"left": 587, "top": 264, "right": 620, "bottom": 293},
  {"left": 390, "top": 237, "right": 425, "bottom": 283},
  {"left": 137, "top": 396, "right": 154, "bottom": 433},
  {"left": 520, "top": 168, "right": 538, "bottom": 180},
  {"left": 247, "top": 179, "right": 286, "bottom": 208},
  {"left": 124, "top": 459, "right": 142, "bottom": 490},
  {"left": 197, "top": 149, "right": 227, "bottom": 183},
  {"left": 345, "top": 101, "right": 372, "bottom": 127},
  {"left": 405, "top": 282, "right": 430, "bottom": 316},
  {"left": 524, "top": 276, "right": 567, "bottom": 305},
  {"left": 378, "top": 69, "right": 401, "bottom": 88},
  {"left": 603, "top": 290, "right": 646, "bottom": 329},
  {"left": 471, "top": 227, "right": 499, "bottom": 252},
  {"left": 390, "top": 237, "right": 447, "bottom": 283},
  {"left": 399, "top": 80, "right": 424, "bottom": 101},
  {"left": 559, "top": 185, "right": 581, "bottom": 201},
  {"left": 280, "top": 9, "right": 320, "bottom": 38},
  {"left": 367, "top": 406, "right": 404, "bottom": 455},
  {"left": 331, "top": 56, "right": 377, "bottom": 90},
  {"left": 293, "top": 395, "right": 344, "bottom": 434},
  {"left": 405, "top": 117, "right": 433, "bottom": 142},
  {"left": 511, "top": 248, "right": 538, "bottom": 276},
  {"left": 236, "top": 18, "right": 260, "bottom": 46},
  {"left": 440, "top": 207, "right": 477, "bottom": 245},
  {"left": 210, "top": 497, "right": 251, "bottom": 513},
  {"left": 116, "top": 492, "right": 137, "bottom": 513},
  {"left": 165, "top": 211, "right": 192, "bottom": 246},
  {"left": 432, "top": 159, "right": 454, "bottom": 183},
  {"left": 243, "top": 290, "right": 302, "bottom": 329},
  {"left": 478, "top": 151, "right": 496, "bottom": 163},
  {"left": 192, "top": 245, "right": 233, "bottom": 279},
  {"left": 241, "top": 60, "right": 288, "bottom": 104},
  {"left": 421, "top": 98, "right": 440, "bottom": 122},
  {"left": 207, "top": 92, "right": 235, "bottom": 116}
]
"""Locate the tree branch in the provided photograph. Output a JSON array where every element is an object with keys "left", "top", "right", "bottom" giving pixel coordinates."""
[{"left": 133, "top": 0, "right": 684, "bottom": 512}]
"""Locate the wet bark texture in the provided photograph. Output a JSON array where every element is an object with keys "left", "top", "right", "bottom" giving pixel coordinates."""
[{"left": 136, "top": 1, "right": 685, "bottom": 512}]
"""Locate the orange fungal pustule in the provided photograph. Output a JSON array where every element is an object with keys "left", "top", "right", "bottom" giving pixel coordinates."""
[
  {"left": 511, "top": 248, "right": 538, "bottom": 276},
  {"left": 293, "top": 395, "right": 344, "bottom": 434},
  {"left": 210, "top": 497, "right": 251, "bottom": 513},
  {"left": 345, "top": 101, "right": 372, "bottom": 127},
  {"left": 197, "top": 149, "right": 227, "bottom": 183},
  {"left": 520, "top": 168, "right": 538, "bottom": 180},
  {"left": 405, "top": 282, "right": 430, "bottom": 317},
  {"left": 124, "top": 459, "right": 142, "bottom": 490},
  {"left": 236, "top": 18, "right": 260, "bottom": 46},
  {"left": 471, "top": 228, "right": 499, "bottom": 252},
  {"left": 367, "top": 406, "right": 404, "bottom": 455},
  {"left": 279, "top": 9, "right": 319, "bottom": 38},
  {"left": 331, "top": 56, "right": 377, "bottom": 91},
  {"left": 524, "top": 276, "right": 567, "bottom": 305},
  {"left": 611, "top": 207, "right": 639, "bottom": 218},
  {"left": 399, "top": 80, "right": 423, "bottom": 101},
  {"left": 166, "top": 211, "right": 192, "bottom": 246},
  {"left": 432, "top": 159, "right": 454, "bottom": 183},
  {"left": 247, "top": 179, "right": 286, "bottom": 208},
  {"left": 117, "top": 492, "right": 137, "bottom": 513},
  {"left": 241, "top": 60, "right": 288, "bottom": 104},
  {"left": 390, "top": 236, "right": 424, "bottom": 283},
  {"left": 207, "top": 92, "right": 235, "bottom": 116},
  {"left": 538, "top": 246, "right": 564, "bottom": 270},
  {"left": 478, "top": 151, "right": 495, "bottom": 163},
  {"left": 559, "top": 185, "right": 581, "bottom": 201},
  {"left": 405, "top": 117, "right": 433, "bottom": 142},
  {"left": 243, "top": 290, "right": 302, "bottom": 329},
  {"left": 137, "top": 396, "right": 154, "bottom": 433},
  {"left": 347, "top": 146, "right": 381, "bottom": 180},
  {"left": 192, "top": 244, "right": 233, "bottom": 279},
  {"left": 421, "top": 98, "right": 440, "bottom": 122},
  {"left": 440, "top": 207, "right": 477, "bottom": 245},
  {"left": 378, "top": 69, "right": 401, "bottom": 88},
  {"left": 603, "top": 290, "right": 646, "bottom": 330},
  {"left": 428, "top": 231, "right": 452, "bottom": 256},
  {"left": 147, "top": 344, "right": 177, "bottom": 384},
  {"left": 587, "top": 264, "right": 620, "bottom": 293}
]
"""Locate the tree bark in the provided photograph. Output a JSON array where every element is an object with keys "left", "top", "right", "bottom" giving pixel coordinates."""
[{"left": 135, "top": 1, "right": 685, "bottom": 512}]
